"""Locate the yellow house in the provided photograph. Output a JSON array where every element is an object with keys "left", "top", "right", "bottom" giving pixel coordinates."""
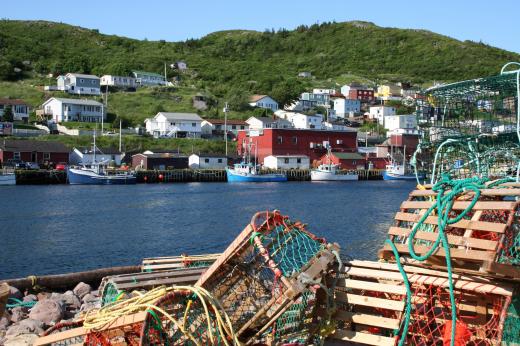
[{"left": 376, "top": 84, "right": 401, "bottom": 98}]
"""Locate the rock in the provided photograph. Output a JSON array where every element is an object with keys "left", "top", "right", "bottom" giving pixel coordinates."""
[
  {"left": 9, "top": 307, "right": 27, "bottom": 323},
  {"left": 28, "top": 300, "right": 64, "bottom": 326},
  {"left": 3, "top": 333, "right": 38, "bottom": 345},
  {"left": 8, "top": 287, "right": 23, "bottom": 301},
  {"left": 60, "top": 294, "right": 81, "bottom": 310},
  {"left": 18, "top": 319, "right": 44, "bottom": 332},
  {"left": 37, "top": 292, "right": 51, "bottom": 301},
  {"left": 6, "top": 319, "right": 43, "bottom": 337},
  {"left": 91, "top": 290, "right": 99, "bottom": 297},
  {"left": 73, "top": 282, "right": 92, "bottom": 299},
  {"left": 22, "top": 295, "right": 37, "bottom": 303},
  {"left": 0, "top": 316, "right": 10, "bottom": 331},
  {"left": 81, "top": 293, "right": 98, "bottom": 304}
]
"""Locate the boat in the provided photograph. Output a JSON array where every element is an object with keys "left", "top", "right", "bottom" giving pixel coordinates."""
[
  {"left": 0, "top": 170, "right": 15, "bottom": 185},
  {"left": 67, "top": 130, "right": 136, "bottom": 185},
  {"left": 226, "top": 139, "right": 287, "bottom": 183},
  {"left": 383, "top": 145, "right": 425, "bottom": 181},
  {"left": 311, "top": 147, "right": 358, "bottom": 181}
]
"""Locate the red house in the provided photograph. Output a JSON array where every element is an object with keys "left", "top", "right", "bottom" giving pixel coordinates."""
[
  {"left": 349, "top": 89, "right": 375, "bottom": 102},
  {"left": 236, "top": 128, "right": 358, "bottom": 164},
  {"left": 320, "top": 152, "right": 366, "bottom": 170},
  {"left": 0, "top": 140, "right": 69, "bottom": 166}
]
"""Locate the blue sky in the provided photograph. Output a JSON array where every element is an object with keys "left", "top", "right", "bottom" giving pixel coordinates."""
[{"left": 4, "top": 0, "right": 520, "bottom": 53}]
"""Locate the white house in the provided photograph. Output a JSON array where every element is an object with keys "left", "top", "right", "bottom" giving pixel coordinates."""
[
  {"left": 249, "top": 95, "right": 279, "bottom": 111},
  {"left": 322, "top": 121, "right": 349, "bottom": 131},
  {"left": 274, "top": 110, "right": 323, "bottom": 130},
  {"left": 144, "top": 112, "right": 203, "bottom": 138},
  {"left": 132, "top": 71, "right": 166, "bottom": 86},
  {"left": 369, "top": 106, "right": 396, "bottom": 125},
  {"left": 41, "top": 97, "right": 105, "bottom": 123},
  {"left": 189, "top": 154, "right": 228, "bottom": 169},
  {"left": 100, "top": 75, "right": 137, "bottom": 89},
  {"left": 312, "top": 88, "right": 336, "bottom": 95},
  {"left": 201, "top": 119, "right": 248, "bottom": 137},
  {"left": 263, "top": 155, "right": 310, "bottom": 170},
  {"left": 56, "top": 73, "right": 101, "bottom": 95},
  {"left": 384, "top": 115, "right": 417, "bottom": 132},
  {"left": 175, "top": 61, "right": 188, "bottom": 71},
  {"left": 70, "top": 147, "right": 123, "bottom": 166},
  {"left": 333, "top": 98, "right": 361, "bottom": 118},
  {"left": 245, "top": 116, "right": 292, "bottom": 131},
  {"left": 298, "top": 71, "right": 312, "bottom": 78},
  {"left": 0, "top": 99, "right": 29, "bottom": 122}
]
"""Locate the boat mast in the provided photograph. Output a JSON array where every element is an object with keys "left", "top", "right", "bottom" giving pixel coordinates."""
[
  {"left": 93, "top": 127, "right": 96, "bottom": 165},
  {"left": 403, "top": 145, "right": 406, "bottom": 172}
]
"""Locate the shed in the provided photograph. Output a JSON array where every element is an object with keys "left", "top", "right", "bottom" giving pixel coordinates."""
[
  {"left": 263, "top": 155, "right": 310, "bottom": 170},
  {"left": 321, "top": 152, "right": 365, "bottom": 170},
  {"left": 132, "top": 153, "right": 189, "bottom": 170},
  {"left": 189, "top": 154, "right": 228, "bottom": 169}
]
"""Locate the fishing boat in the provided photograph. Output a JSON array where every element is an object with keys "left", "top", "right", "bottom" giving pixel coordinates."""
[
  {"left": 311, "top": 147, "right": 358, "bottom": 181},
  {"left": 0, "top": 170, "right": 15, "bottom": 185},
  {"left": 383, "top": 145, "right": 424, "bottom": 181},
  {"left": 67, "top": 130, "right": 136, "bottom": 185},
  {"left": 226, "top": 139, "right": 287, "bottom": 183}
]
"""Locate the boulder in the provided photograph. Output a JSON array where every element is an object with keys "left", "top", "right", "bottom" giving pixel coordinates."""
[
  {"left": 81, "top": 293, "right": 98, "bottom": 304},
  {"left": 73, "top": 282, "right": 92, "bottom": 299},
  {"left": 0, "top": 316, "right": 10, "bottom": 331},
  {"left": 28, "top": 299, "right": 64, "bottom": 326},
  {"left": 6, "top": 319, "right": 43, "bottom": 337},
  {"left": 8, "top": 287, "right": 22, "bottom": 301},
  {"left": 9, "top": 307, "right": 26, "bottom": 323},
  {"left": 3, "top": 333, "right": 38, "bottom": 346},
  {"left": 22, "top": 295, "right": 37, "bottom": 303}
]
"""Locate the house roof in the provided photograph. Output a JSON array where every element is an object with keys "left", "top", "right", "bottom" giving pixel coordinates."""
[
  {"left": 0, "top": 140, "right": 69, "bottom": 153},
  {"left": 203, "top": 118, "right": 247, "bottom": 125},
  {"left": 65, "top": 73, "right": 100, "bottom": 79},
  {"left": 330, "top": 152, "right": 364, "bottom": 160},
  {"left": 132, "top": 70, "right": 164, "bottom": 78},
  {"left": 75, "top": 147, "right": 122, "bottom": 155},
  {"left": 133, "top": 152, "right": 188, "bottom": 159},
  {"left": 156, "top": 112, "right": 203, "bottom": 121},
  {"left": 266, "top": 155, "right": 309, "bottom": 158},
  {"left": 45, "top": 98, "right": 103, "bottom": 106},
  {"left": 250, "top": 94, "right": 270, "bottom": 102},
  {"left": 0, "top": 98, "right": 28, "bottom": 106},
  {"left": 190, "top": 153, "right": 228, "bottom": 158}
]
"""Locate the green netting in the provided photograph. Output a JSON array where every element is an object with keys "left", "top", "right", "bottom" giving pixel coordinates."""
[
  {"left": 502, "top": 295, "right": 520, "bottom": 345},
  {"left": 101, "top": 282, "right": 121, "bottom": 307}
]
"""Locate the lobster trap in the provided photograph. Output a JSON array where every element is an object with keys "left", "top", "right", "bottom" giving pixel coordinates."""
[
  {"left": 141, "top": 253, "right": 220, "bottom": 273},
  {"left": 379, "top": 182, "right": 520, "bottom": 280},
  {"left": 415, "top": 62, "right": 520, "bottom": 181},
  {"left": 195, "top": 210, "right": 340, "bottom": 344},
  {"left": 328, "top": 260, "right": 515, "bottom": 346}
]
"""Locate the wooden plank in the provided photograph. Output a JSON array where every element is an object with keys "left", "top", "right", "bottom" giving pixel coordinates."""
[
  {"left": 388, "top": 226, "right": 498, "bottom": 251},
  {"left": 401, "top": 200, "right": 516, "bottom": 210},
  {"left": 410, "top": 188, "right": 520, "bottom": 197},
  {"left": 329, "top": 330, "right": 396, "bottom": 346},
  {"left": 111, "top": 267, "right": 206, "bottom": 283},
  {"left": 116, "top": 274, "right": 201, "bottom": 290},
  {"left": 480, "top": 260, "right": 520, "bottom": 279},
  {"left": 395, "top": 212, "right": 507, "bottom": 233},
  {"left": 382, "top": 242, "right": 495, "bottom": 261},
  {"left": 460, "top": 210, "right": 482, "bottom": 249},
  {"left": 335, "top": 310, "right": 400, "bottom": 330},
  {"left": 142, "top": 253, "right": 221, "bottom": 263},
  {"left": 335, "top": 291, "right": 405, "bottom": 311},
  {"left": 336, "top": 278, "right": 407, "bottom": 295}
]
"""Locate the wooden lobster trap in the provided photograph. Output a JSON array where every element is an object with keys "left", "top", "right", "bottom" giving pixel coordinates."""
[
  {"left": 195, "top": 210, "right": 340, "bottom": 344},
  {"left": 379, "top": 185, "right": 520, "bottom": 280},
  {"left": 326, "top": 260, "right": 515, "bottom": 346},
  {"left": 141, "top": 253, "right": 220, "bottom": 273},
  {"left": 0, "top": 282, "right": 8, "bottom": 318}
]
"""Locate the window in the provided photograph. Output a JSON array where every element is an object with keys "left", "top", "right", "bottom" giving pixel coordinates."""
[
  {"left": 297, "top": 158, "right": 301, "bottom": 164},
  {"left": 13, "top": 152, "right": 20, "bottom": 160},
  {"left": 240, "top": 126, "right": 245, "bottom": 130},
  {"left": 80, "top": 79, "right": 84, "bottom": 83},
  {"left": 231, "top": 125, "right": 236, "bottom": 130},
  {"left": 217, "top": 159, "right": 222, "bottom": 163},
  {"left": 292, "top": 136, "right": 298, "bottom": 144},
  {"left": 277, "top": 136, "right": 283, "bottom": 144},
  {"left": 204, "top": 158, "right": 209, "bottom": 163},
  {"left": 192, "top": 123, "right": 196, "bottom": 127},
  {"left": 44, "top": 152, "right": 50, "bottom": 160},
  {"left": 284, "top": 158, "right": 289, "bottom": 164}
]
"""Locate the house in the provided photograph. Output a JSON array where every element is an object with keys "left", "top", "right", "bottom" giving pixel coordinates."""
[
  {"left": 263, "top": 155, "right": 310, "bottom": 169},
  {"left": 69, "top": 147, "right": 123, "bottom": 166},
  {"left": 384, "top": 115, "right": 418, "bottom": 135},
  {"left": 322, "top": 121, "right": 349, "bottom": 131},
  {"left": 376, "top": 85, "right": 402, "bottom": 101},
  {"left": 313, "top": 88, "right": 336, "bottom": 95},
  {"left": 201, "top": 119, "right": 248, "bottom": 137},
  {"left": 0, "top": 139, "right": 69, "bottom": 166},
  {"left": 319, "top": 152, "right": 365, "bottom": 170},
  {"left": 131, "top": 152, "right": 189, "bottom": 170},
  {"left": 100, "top": 75, "right": 137, "bottom": 89},
  {"left": 236, "top": 128, "right": 358, "bottom": 163},
  {"left": 298, "top": 72, "right": 312, "bottom": 78},
  {"left": 0, "top": 99, "right": 29, "bottom": 122},
  {"left": 131, "top": 71, "right": 166, "bottom": 86},
  {"left": 301, "top": 92, "right": 330, "bottom": 107},
  {"left": 144, "top": 112, "right": 203, "bottom": 138},
  {"left": 332, "top": 98, "right": 361, "bottom": 118},
  {"left": 41, "top": 98, "right": 105, "bottom": 123},
  {"left": 274, "top": 110, "right": 323, "bottom": 130},
  {"left": 188, "top": 154, "right": 228, "bottom": 169},
  {"left": 56, "top": 73, "right": 101, "bottom": 95},
  {"left": 340, "top": 84, "right": 375, "bottom": 102},
  {"left": 369, "top": 106, "right": 396, "bottom": 125},
  {"left": 245, "top": 117, "right": 292, "bottom": 131},
  {"left": 249, "top": 95, "right": 279, "bottom": 111},
  {"left": 285, "top": 99, "right": 318, "bottom": 112},
  {"left": 174, "top": 61, "right": 188, "bottom": 71},
  {"left": 0, "top": 122, "right": 13, "bottom": 136}
]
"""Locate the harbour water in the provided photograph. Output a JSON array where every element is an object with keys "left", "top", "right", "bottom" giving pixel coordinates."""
[{"left": 0, "top": 181, "right": 415, "bottom": 279}]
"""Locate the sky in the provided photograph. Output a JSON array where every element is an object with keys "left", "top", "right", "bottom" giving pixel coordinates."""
[{"left": 3, "top": 0, "right": 520, "bottom": 53}]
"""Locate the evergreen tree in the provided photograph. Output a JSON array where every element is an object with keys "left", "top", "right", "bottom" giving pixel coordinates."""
[{"left": 2, "top": 105, "right": 14, "bottom": 122}]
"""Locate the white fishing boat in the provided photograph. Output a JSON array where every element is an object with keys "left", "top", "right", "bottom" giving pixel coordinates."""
[
  {"left": 311, "top": 147, "right": 358, "bottom": 181},
  {"left": 383, "top": 145, "right": 424, "bottom": 181},
  {"left": 0, "top": 170, "right": 15, "bottom": 185}
]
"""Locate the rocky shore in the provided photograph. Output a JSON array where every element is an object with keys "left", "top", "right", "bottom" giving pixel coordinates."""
[{"left": 0, "top": 282, "right": 100, "bottom": 346}]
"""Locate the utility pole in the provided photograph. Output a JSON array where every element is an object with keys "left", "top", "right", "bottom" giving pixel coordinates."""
[
  {"left": 223, "top": 102, "right": 229, "bottom": 157},
  {"left": 164, "top": 62, "right": 167, "bottom": 85},
  {"left": 119, "top": 118, "right": 122, "bottom": 153}
]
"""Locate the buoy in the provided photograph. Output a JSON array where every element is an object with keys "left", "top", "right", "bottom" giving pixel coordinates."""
[
  {"left": 144, "top": 176, "right": 148, "bottom": 182},
  {"left": 159, "top": 174, "right": 164, "bottom": 181}
]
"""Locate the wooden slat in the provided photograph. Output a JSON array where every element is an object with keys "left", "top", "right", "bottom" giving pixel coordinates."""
[
  {"left": 335, "top": 291, "right": 405, "bottom": 311},
  {"left": 329, "top": 329, "right": 396, "bottom": 346},
  {"left": 395, "top": 211, "right": 507, "bottom": 233},
  {"left": 111, "top": 267, "right": 206, "bottom": 284},
  {"left": 116, "top": 274, "right": 201, "bottom": 290},
  {"left": 401, "top": 200, "right": 516, "bottom": 210},
  {"left": 410, "top": 188, "right": 520, "bottom": 197},
  {"left": 388, "top": 226, "right": 498, "bottom": 251},
  {"left": 335, "top": 310, "right": 400, "bottom": 330},
  {"left": 336, "top": 278, "right": 407, "bottom": 295},
  {"left": 382, "top": 242, "right": 495, "bottom": 261}
]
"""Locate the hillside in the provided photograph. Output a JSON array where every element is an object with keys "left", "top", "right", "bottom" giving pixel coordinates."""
[{"left": 0, "top": 19, "right": 519, "bottom": 124}]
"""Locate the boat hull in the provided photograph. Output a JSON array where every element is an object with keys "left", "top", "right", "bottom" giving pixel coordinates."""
[
  {"left": 226, "top": 168, "right": 287, "bottom": 182},
  {"left": 383, "top": 171, "right": 424, "bottom": 181},
  {"left": 310, "top": 171, "right": 358, "bottom": 181},
  {"left": 67, "top": 168, "right": 137, "bottom": 185},
  {"left": 0, "top": 173, "right": 16, "bottom": 186}
]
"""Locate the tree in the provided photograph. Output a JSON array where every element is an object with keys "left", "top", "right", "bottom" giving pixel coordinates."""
[
  {"left": 112, "top": 116, "right": 131, "bottom": 128},
  {"left": 2, "top": 105, "right": 14, "bottom": 122}
]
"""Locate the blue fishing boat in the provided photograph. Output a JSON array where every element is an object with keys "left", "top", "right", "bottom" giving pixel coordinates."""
[{"left": 226, "top": 163, "right": 287, "bottom": 182}]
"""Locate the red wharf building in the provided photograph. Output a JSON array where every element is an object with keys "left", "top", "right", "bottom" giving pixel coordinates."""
[{"left": 0, "top": 140, "right": 69, "bottom": 166}]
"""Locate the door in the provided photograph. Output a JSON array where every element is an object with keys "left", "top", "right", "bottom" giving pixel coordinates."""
[{"left": 31, "top": 152, "right": 37, "bottom": 163}]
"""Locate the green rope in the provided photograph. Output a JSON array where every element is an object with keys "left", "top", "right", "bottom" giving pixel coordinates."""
[{"left": 6, "top": 298, "right": 37, "bottom": 309}]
